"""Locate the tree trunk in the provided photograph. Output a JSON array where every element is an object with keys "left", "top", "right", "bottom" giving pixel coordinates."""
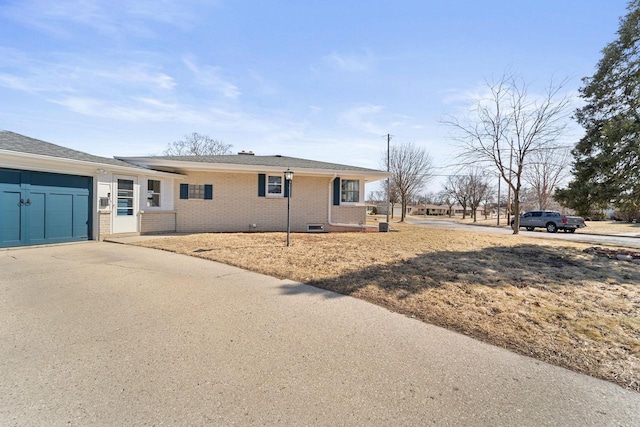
[{"left": 512, "top": 190, "right": 520, "bottom": 234}]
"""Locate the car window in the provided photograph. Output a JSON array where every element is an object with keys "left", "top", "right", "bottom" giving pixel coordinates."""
[
  {"left": 548, "top": 212, "right": 560, "bottom": 217},
  {"left": 531, "top": 212, "right": 542, "bottom": 217},
  {"left": 523, "top": 212, "right": 531, "bottom": 218}
]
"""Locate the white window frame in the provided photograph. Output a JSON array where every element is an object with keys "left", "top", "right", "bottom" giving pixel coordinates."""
[
  {"left": 266, "top": 175, "right": 284, "bottom": 197},
  {"left": 146, "top": 179, "right": 162, "bottom": 208},
  {"left": 341, "top": 179, "right": 361, "bottom": 204}
]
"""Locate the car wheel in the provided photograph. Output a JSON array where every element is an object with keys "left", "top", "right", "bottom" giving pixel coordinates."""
[
  {"left": 546, "top": 222, "right": 558, "bottom": 233},
  {"left": 568, "top": 228, "right": 576, "bottom": 233},
  {"left": 526, "top": 227, "right": 534, "bottom": 231}
]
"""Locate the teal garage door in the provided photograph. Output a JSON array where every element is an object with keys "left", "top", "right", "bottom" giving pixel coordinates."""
[{"left": 0, "top": 169, "right": 92, "bottom": 247}]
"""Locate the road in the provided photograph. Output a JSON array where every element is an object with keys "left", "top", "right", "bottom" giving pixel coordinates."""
[{"left": 407, "top": 217, "right": 640, "bottom": 249}]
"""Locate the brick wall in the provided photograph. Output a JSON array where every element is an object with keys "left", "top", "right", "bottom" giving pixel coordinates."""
[
  {"left": 174, "top": 172, "right": 367, "bottom": 233},
  {"left": 98, "top": 211, "right": 110, "bottom": 240},
  {"left": 140, "top": 211, "right": 176, "bottom": 234}
]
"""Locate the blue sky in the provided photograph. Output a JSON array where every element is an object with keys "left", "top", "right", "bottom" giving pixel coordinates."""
[{"left": 0, "top": 0, "right": 629, "bottom": 192}]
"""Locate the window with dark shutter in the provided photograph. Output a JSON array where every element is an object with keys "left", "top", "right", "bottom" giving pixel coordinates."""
[
  {"left": 258, "top": 174, "right": 266, "bottom": 197},
  {"left": 333, "top": 178, "right": 341, "bottom": 206},
  {"left": 180, "top": 183, "right": 189, "bottom": 199}
]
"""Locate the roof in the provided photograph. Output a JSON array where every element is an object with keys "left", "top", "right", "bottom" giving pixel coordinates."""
[
  {"left": 0, "top": 130, "right": 388, "bottom": 181},
  {"left": 0, "top": 130, "right": 146, "bottom": 170},
  {"left": 118, "top": 154, "right": 384, "bottom": 173},
  {"left": 413, "top": 204, "right": 448, "bottom": 210}
]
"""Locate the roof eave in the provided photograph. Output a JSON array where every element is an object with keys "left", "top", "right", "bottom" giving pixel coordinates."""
[
  {"left": 118, "top": 157, "right": 390, "bottom": 182},
  {"left": 0, "top": 150, "right": 182, "bottom": 178}
]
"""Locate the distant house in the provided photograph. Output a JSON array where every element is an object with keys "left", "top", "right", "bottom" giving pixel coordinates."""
[
  {"left": 0, "top": 131, "right": 389, "bottom": 248},
  {"left": 410, "top": 204, "right": 485, "bottom": 217},
  {"left": 412, "top": 204, "right": 448, "bottom": 216},
  {"left": 374, "top": 203, "right": 413, "bottom": 217}
]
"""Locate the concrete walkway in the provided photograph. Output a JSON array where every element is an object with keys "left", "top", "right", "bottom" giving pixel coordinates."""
[{"left": 1, "top": 242, "right": 638, "bottom": 425}]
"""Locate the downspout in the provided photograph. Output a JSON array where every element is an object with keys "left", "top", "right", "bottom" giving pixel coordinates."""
[{"left": 327, "top": 176, "right": 377, "bottom": 230}]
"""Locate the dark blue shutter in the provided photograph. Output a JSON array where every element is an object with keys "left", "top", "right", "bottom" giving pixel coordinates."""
[
  {"left": 204, "top": 184, "right": 213, "bottom": 200},
  {"left": 284, "top": 179, "right": 291, "bottom": 198},
  {"left": 258, "top": 174, "right": 266, "bottom": 197},
  {"left": 333, "top": 178, "right": 341, "bottom": 206},
  {"left": 180, "top": 183, "right": 189, "bottom": 199}
]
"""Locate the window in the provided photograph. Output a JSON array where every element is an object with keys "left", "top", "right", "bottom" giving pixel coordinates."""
[
  {"left": 179, "top": 183, "right": 212, "bottom": 200},
  {"left": 341, "top": 179, "right": 360, "bottom": 203},
  {"left": 147, "top": 180, "right": 161, "bottom": 207},
  {"left": 189, "top": 184, "right": 206, "bottom": 199},
  {"left": 531, "top": 212, "right": 543, "bottom": 217},
  {"left": 117, "top": 179, "right": 134, "bottom": 216},
  {"left": 267, "top": 175, "right": 282, "bottom": 196}
]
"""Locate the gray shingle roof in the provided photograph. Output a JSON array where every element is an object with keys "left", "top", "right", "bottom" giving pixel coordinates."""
[
  {"left": 120, "top": 154, "right": 384, "bottom": 173},
  {"left": 0, "top": 130, "right": 145, "bottom": 170}
]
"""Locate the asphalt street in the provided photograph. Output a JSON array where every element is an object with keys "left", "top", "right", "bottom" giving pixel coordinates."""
[
  {"left": 1, "top": 242, "right": 638, "bottom": 425},
  {"left": 407, "top": 217, "right": 640, "bottom": 249}
]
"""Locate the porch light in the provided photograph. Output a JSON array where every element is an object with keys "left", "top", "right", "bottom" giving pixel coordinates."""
[
  {"left": 284, "top": 169, "right": 294, "bottom": 182},
  {"left": 284, "top": 169, "right": 294, "bottom": 246}
]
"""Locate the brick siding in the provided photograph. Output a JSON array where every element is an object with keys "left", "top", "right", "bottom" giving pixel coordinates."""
[
  {"left": 174, "top": 172, "right": 367, "bottom": 233},
  {"left": 140, "top": 211, "right": 176, "bottom": 234}
]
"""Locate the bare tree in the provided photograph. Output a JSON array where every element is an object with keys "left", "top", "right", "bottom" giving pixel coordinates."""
[
  {"left": 467, "top": 169, "right": 493, "bottom": 222},
  {"left": 481, "top": 186, "right": 494, "bottom": 219},
  {"left": 383, "top": 142, "right": 434, "bottom": 222},
  {"left": 164, "top": 132, "right": 233, "bottom": 156},
  {"left": 523, "top": 147, "right": 571, "bottom": 210},
  {"left": 389, "top": 182, "right": 400, "bottom": 219},
  {"left": 443, "top": 72, "right": 571, "bottom": 233},
  {"left": 445, "top": 175, "right": 471, "bottom": 219},
  {"left": 437, "top": 190, "right": 456, "bottom": 217}
]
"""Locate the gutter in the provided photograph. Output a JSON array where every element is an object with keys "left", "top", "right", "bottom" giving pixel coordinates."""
[{"left": 327, "top": 177, "right": 378, "bottom": 231}]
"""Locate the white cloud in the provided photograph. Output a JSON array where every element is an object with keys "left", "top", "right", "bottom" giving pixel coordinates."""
[
  {"left": 0, "top": 55, "right": 176, "bottom": 96},
  {"left": 97, "top": 66, "right": 177, "bottom": 90},
  {"left": 339, "top": 104, "right": 414, "bottom": 136},
  {"left": 340, "top": 104, "right": 385, "bottom": 134},
  {"left": 324, "top": 50, "right": 375, "bottom": 73},
  {"left": 183, "top": 57, "right": 240, "bottom": 99},
  {"left": 0, "top": 0, "right": 213, "bottom": 39}
]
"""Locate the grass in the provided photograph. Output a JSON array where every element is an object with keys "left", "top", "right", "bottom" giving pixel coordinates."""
[{"left": 133, "top": 222, "right": 640, "bottom": 391}]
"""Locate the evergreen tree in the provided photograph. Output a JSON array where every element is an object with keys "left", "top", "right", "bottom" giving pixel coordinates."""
[{"left": 556, "top": 1, "right": 640, "bottom": 216}]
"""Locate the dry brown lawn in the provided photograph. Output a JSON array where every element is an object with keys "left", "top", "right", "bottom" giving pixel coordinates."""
[{"left": 133, "top": 223, "right": 640, "bottom": 391}]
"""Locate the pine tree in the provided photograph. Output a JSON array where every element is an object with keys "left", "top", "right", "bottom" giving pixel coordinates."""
[{"left": 556, "top": 1, "right": 640, "bottom": 217}]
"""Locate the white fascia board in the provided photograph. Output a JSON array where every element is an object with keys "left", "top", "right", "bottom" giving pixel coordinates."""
[
  {"left": 0, "top": 150, "right": 182, "bottom": 178},
  {"left": 119, "top": 157, "right": 390, "bottom": 182}
]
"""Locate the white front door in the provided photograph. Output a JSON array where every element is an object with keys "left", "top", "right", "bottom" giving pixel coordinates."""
[{"left": 112, "top": 176, "right": 138, "bottom": 234}]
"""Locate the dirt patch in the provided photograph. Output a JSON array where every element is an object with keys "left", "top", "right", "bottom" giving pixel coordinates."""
[{"left": 133, "top": 223, "right": 640, "bottom": 391}]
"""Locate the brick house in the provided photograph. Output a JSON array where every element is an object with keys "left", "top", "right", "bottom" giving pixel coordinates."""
[{"left": 0, "top": 131, "right": 388, "bottom": 247}]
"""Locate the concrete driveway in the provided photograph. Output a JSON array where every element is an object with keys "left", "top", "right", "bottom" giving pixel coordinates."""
[{"left": 1, "top": 242, "right": 638, "bottom": 425}]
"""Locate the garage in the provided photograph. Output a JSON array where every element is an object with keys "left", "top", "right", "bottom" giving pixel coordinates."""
[{"left": 0, "top": 168, "right": 92, "bottom": 247}]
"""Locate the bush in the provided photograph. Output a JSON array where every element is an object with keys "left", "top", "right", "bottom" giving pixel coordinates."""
[{"left": 612, "top": 209, "right": 640, "bottom": 222}]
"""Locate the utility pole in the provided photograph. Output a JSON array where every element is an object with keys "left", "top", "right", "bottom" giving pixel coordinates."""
[
  {"left": 507, "top": 143, "right": 513, "bottom": 225},
  {"left": 386, "top": 133, "right": 391, "bottom": 226},
  {"left": 496, "top": 174, "right": 501, "bottom": 226}
]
